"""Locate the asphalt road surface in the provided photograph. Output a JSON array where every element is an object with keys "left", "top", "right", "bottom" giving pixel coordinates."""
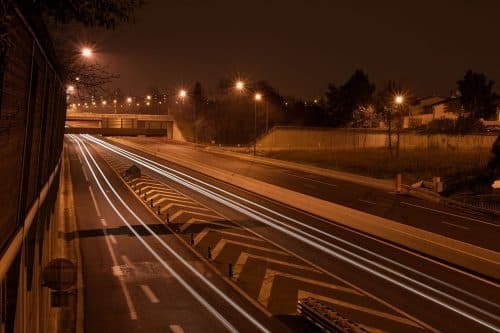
[
  {"left": 111, "top": 136, "right": 500, "bottom": 252},
  {"left": 66, "top": 134, "right": 500, "bottom": 332}
]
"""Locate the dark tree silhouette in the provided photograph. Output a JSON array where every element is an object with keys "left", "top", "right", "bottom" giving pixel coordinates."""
[
  {"left": 457, "top": 70, "right": 498, "bottom": 120},
  {"left": 374, "top": 80, "right": 399, "bottom": 154},
  {"left": 36, "top": 0, "right": 144, "bottom": 29},
  {"left": 326, "top": 69, "right": 375, "bottom": 127}
]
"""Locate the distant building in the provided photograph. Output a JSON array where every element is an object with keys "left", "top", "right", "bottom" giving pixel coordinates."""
[{"left": 403, "top": 96, "right": 460, "bottom": 129}]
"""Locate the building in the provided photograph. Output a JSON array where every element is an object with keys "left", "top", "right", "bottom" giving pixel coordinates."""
[{"left": 403, "top": 96, "right": 460, "bottom": 129}]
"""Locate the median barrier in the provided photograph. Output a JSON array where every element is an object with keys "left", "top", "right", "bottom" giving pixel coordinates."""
[{"left": 298, "top": 297, "right": 368, "bottom": 333}]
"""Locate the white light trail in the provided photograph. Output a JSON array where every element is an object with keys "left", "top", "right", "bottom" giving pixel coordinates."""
[
  {"left": 81, "top": 134, "right": 500, "bottom": 331},
  {"left": 71, "top": 135, "right": 270, "bottom": 333}
]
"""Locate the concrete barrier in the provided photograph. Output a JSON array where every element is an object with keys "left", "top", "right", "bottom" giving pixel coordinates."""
[
  {"left": 109, "top": 137, "right": 500, "bottom": 281},
  {"left": 256, "top": 126, "right": 498, "bottom": 151}
]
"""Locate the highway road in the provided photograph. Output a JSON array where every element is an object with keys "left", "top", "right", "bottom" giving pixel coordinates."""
[
  {"left": 109, "top": 136, "right": 500, "bottom": 252},
  {"left": 66, "top": 134, "right": 500, "bottom": 332}
]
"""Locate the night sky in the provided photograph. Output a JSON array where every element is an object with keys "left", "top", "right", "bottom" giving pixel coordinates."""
[{"left": 91, "top": 0, "right": 500, "bottom": 98}]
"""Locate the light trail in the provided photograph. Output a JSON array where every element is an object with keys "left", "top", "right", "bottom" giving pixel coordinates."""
[
  {"left": 71, "top": 135, "right": 270, "bottom": 333},
  {"left": 82, "top": 134, "right": 500, "bottom": 331}
]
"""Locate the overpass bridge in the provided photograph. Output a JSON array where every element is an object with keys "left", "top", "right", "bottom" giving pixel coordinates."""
[{"left": 65, "top": 112, "right": 175, "bottom": 137}]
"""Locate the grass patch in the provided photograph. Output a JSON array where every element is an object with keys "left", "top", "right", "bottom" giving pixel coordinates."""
[{"left": 262, "top": 148, "right": 492, "bottom": 184}]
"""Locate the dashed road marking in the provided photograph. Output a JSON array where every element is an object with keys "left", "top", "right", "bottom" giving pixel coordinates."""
[
  {"left": 169, "top": 325, "right": 185, "bottom": 333},
  {"left": 140, "top": 284, "right": 160, "bottom": 304}
]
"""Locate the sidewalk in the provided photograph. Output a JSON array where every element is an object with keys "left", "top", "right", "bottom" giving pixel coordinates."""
[{"left": 44, "top": 145, "right": 84, "bottom": 333}]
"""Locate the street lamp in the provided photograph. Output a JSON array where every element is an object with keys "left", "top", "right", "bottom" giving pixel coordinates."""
[
  {"left": 102, "top": 100, "right": 107, "bottom": 106},
  {"left": 395, "top": 95, "right": 404, "bottom": 105},
  {"left": 179, "top": 89, "right": 187, "bottom": 99},
  {"left": 81, "top": 47, "right": 93, "bottom": 58},
  {"left": 126, "top": 97, "right": 132, "bottom": 104},
  {"left": 146, "top": 95, "right": 152, "bottom": 100},
  {"left": 253, "top": 93, "right": 263, "bottom": 156},
  {"left": 66, "top": 85, "right": 75, "bottom": 94},
  {"left": 235, "top": 80, "right": 245, "bottom": 91}
]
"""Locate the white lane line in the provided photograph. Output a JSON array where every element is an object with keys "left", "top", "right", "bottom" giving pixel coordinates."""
[
  {"left": 109, "top": 235, "right": 118, "bottom": 245},
  {"left": 73, "top": 136, "right": 259, "bottom": 332},
  {"left": 169, "top": 325, "right": 185, "bottom": 333},
  {"left": 401, "top": 202, "right": 499, "bottom": 227},
  {"left": 359, "top": 199, "right": 377, "bottom": 205},
  {"left": 88, "top": 185, "right": 102, "bottom": 217},
  {"left": 82, "top": 166, "right": 90, "bottom": 182},
  {"left": 283, "top": 171, "right": 338, "bottom": 188},
  {"left": 440, "top": 221, "right": 470, "bottom": 230},
  {"left": 103, "top": 229, "right": 138, "bottom": 320},
  {"left": 100, "top": 218, "right": 107, "bottom": 226},
  {"left": 84, "top": 135, "right": 500, "bottom": 330},
  {"left": 140, "top": 284, "right": 160, "bottom": 303},
  {"left": 121, "top": 255, "right": 134, "bottom": 268}
]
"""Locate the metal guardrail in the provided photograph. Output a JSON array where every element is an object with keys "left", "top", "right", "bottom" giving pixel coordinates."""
[{"left": 297, "top": 298, "right": 369, "bottom": 333}]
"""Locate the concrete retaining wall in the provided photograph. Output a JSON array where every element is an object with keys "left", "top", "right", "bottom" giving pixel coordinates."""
[{"left": 257, "top": 127, "right": 498, "bottom": 151}]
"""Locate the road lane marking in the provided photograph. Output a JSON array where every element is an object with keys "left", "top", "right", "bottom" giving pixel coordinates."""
[
  {"left": 258, "top": 268, "right": 360, "bottom": 307},
  {"left": 233, "top": 252, "right": 317, "bottom": 281},
  {"left": 194, "top": 228, "right": 264, "bottom": 246},
  {"left": 169, "top": 325, "right": 185, "bottom": 333},
  {"left": 180, "top": 218, "right": 227, "bottom": 232},
  {"left": 401, "top": 201, "right": 499, "bottom": 227},
  {"left": 170, "top": 209, "right": 221, "bottom": 222},
  {"left": 160, "top": 203, "right": 211, "bottom": 214},
  {"left": 440, "top": 221, "right": 470, "bottom": 230},
  {"left": 82, "top": 166, "right": 89, "bottom": 182},
  {"left": 283, "top": 171, "right": 338, "bottom": 188},
  {"left": 359, "top": 199, "right": 377, "bottom": 205},
  {"left": 121, "top": 255, "right": 134, "bottom": 268},
  {"left": 155, "top": 196, "right": 196, "bottom": 206},
  {"left": 86, "top": 135, "right": 500, "bottom": 331},
  {"left": 103, "top": 229, "right": 138, "bottom": 320},
  {"left": 211, "top": 239, "right": 288, "bottom": 260},
  {"left": 73, "top": 136, "right": 268, "bottom": 332},
  {"left": 88, "top": 185, "right": 102, "bottom": 217},
  {"left": 100, "top": 218, "right": 107, "bottom": 226},
  {"left": 140, "top": 284, "right": 160, "bottom": 304},
  {"left": 109, "top": 235, "right": 117, "bottom": 245}
]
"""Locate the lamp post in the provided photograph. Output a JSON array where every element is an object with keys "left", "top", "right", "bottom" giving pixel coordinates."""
[
  {"left": 254, "top": 93, "right": 262, "bottom": 156},
  {"left": 394, "top": 95, "right": 405, "bottom": 157}
]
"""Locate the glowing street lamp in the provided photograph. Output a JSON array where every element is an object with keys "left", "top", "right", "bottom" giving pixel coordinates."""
[
  {"left": 179, "top": 89, "right": 187, "bottom": 99},
  {"left": 235, "top": 80, "right": 245, "bottom": 91},
  {"left": 66, "top": 85, "right": 75, "bottom": 94},
  {"left": 102, "top": 100, "right": 107, "bottom": 105},
  {"left": 146, "top": 95, "right": 152, "bottom": 100},
  {"left": 126, "top": 97, "right": 132, "bottom": 104},
  {"left": 253, "top": 93, "right": 263, "bottom": 156},
  {"left": 395, "top": 95, "right": 404, "bottom": 105},
  {"left": 81, "top": 47, "right": 93, "bottom": 58}
]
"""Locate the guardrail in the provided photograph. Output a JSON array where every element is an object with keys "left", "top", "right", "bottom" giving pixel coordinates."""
[
  {"left": 0, "top": 157, "right": 61, "bottom": 281},
  {"left": 298, "top": 297, "right": 369, "bottom": 333}
]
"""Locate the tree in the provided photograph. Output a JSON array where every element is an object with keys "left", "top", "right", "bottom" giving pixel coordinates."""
[
  {"left": 488, "top": 135, "right": 500, "bottom": 182},
  {"left": 457, "top": 71, "right": 498, "bottom": 120},
  {"left": 374, "top": 81, "right": 398, "bottom": 155},
  {"left": 37, "top": 0, "right": 144, "bottom": 29},
  {"left": 65, "top": 61, "right": 119, "bottom": 99},
  {"left": 326, "top": 70, "right": 375, "bottom": 127}
]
